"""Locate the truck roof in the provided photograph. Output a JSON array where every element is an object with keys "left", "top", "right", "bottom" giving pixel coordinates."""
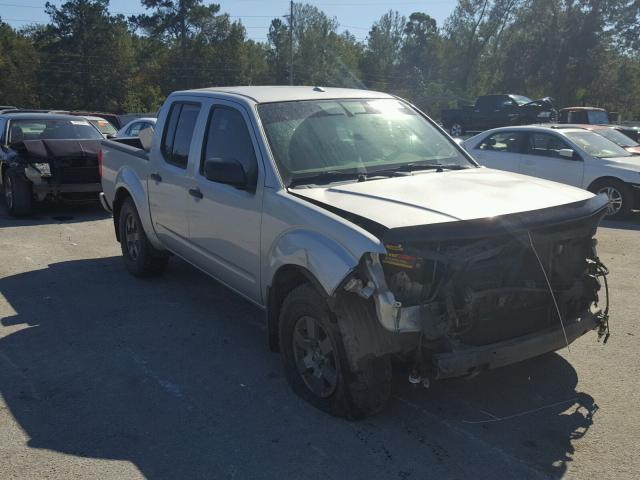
[{"left": 181, "top": 86, "right": 394, "bottom": 103}]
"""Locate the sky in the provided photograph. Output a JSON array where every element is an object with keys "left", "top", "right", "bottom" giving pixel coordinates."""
[{"left": 0, "top": 0, "right": 459, "bottom": 42}]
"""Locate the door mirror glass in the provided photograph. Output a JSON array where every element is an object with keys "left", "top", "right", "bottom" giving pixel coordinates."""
[
  {"left": 203, "top": 157, "right": 250, "bottom": 191},
  {"left": 558, "top": 148, "right": 575, "bottom": 159}
]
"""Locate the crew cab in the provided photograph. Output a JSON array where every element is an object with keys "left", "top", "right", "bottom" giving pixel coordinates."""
[
  {"left": 1, "top": 112, "right": 104, "bottom": 215},
  {"left": 100, "top": 87, "right": 610, "bottom": 419},
  {"left": 441, "top": 94, "right": 555, "bottom": 137}
]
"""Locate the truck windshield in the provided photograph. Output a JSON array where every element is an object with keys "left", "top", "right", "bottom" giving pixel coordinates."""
[
  {"left": 8, "top": 118, "right": 104, "bottom": 144},
  {"left": 258, "top": 99, "right": 472, "bottom": 186},
  {"left": 509, "top": 95, "right": 532, "bottom": 105},
  {"left": 565, "top": 131, "right": 632, "bottom": 158}
]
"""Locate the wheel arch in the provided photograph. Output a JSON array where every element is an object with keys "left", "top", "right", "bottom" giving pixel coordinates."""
[{"left": 586, "top": 176, "right": 627, "bottom": 192}]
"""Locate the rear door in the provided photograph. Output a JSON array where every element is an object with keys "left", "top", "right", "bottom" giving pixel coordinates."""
[
  {"left": 469, "top": 130, "right": 525, "bottom": 173},
  {"left": 147, "top": 101, "right": 202, "bottom": 254},
  {"left": 519, "top": 131, "right": 584, "bottom": 186},
  {"left": 186, "top": 101, "right": 264, "bottom": 303}
]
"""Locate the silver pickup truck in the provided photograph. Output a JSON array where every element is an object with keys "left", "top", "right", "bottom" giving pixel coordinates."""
[{"left": 100, "top": 86, "right": 610, "bottom": 419}]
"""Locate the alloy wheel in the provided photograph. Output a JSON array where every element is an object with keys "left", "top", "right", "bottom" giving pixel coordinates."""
[
  {"left": 450, "top": 123, "right": 463, "bottom": 137},
  {"left": 292, "top": 315, "right": 338, "bottom": 398},
  {"left": 124, "top": 212, "right": 141, "bottom": 260},
  {"left": 598, "top": 186, "right": 623, "bottom": 216}
]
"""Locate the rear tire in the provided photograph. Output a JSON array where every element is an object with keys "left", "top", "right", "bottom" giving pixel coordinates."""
[
  {"left": 449, "top": 122, "right": 464, "bottom": 137},
  {"left": 279, "top": 284, "right": 392, "bottom": 419},
  {"left": 590, "top": 179, "right": 634, "bottom": 219},
  {"left": 3, "top": 168, "right": 33, "bottom": 216},
  {"left": 119, "top": 197, "right": 169, "bottom": 276}
]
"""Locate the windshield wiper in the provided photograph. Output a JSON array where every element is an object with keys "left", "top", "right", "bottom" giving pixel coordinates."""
[{"left": 369, "top": 163, "right": 470, "bottom": 175}]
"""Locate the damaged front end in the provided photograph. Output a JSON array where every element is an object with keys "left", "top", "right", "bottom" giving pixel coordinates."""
[{"left": 345, "top": 196, "right": 610, "bottom": 380}]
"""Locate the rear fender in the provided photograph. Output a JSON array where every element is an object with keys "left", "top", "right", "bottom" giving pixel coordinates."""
[{"left": 114, "top": 167, "right": 163, "bottom": 249}]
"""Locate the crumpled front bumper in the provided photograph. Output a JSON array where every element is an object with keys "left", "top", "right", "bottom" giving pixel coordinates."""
[{"left": 433, "top": 312, "right": 601, "bottom": 379}]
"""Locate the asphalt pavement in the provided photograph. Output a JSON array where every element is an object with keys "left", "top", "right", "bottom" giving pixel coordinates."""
[{"left": 1, "top": 201, "right": 638, "bottom": 479}]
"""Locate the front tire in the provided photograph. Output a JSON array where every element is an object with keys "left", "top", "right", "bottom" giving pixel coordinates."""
[
  {"left": 279, "top": 284, "right": 392, "bottom": 419},
  {"left": 3, "top": 168, "right": 33, "bottom": 216},
  {"left": 591, "top": 179, "right": 634, "bottom": 219},
  {"left": 119, "top": 197, "right": 169, "bottom": 276}
]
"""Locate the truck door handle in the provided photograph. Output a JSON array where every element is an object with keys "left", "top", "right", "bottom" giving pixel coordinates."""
[
  {"left": 189, "top": 188, "right": 203, "bottom": 199},
  {"left": 150, "top": 173, "right": 162, "bottom": 182}
]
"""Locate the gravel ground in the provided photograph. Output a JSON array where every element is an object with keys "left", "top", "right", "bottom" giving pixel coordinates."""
[{"left": 0, "top": 201, "right": 638, "bottom": 480}]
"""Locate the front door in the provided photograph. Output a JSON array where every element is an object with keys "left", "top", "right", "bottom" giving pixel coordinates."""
[
  {"left": 147, "top": 101, "right": 202, "bottom": 254},
  {"left": 520, "top": 132, "right": 584, "bottom": 187},
  {"left": 186, "top": 103, "right": 264, "bottom": 303}
]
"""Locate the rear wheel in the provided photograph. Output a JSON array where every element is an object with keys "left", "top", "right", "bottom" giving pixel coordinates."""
[
  {"left": 449, "top": 122, "right": 464, "bottom": 137},
  {"left": 279, "top": 284, "right": 392, "bottom": 419},
  {"left": 591, "top": 179, "right": 634, "bottom": 219},
  {"left": 119, "top": 197, "right": 169, "bottom": 276},
  {"left": 3, "top": 168, "right": 33, "bottom": 216}
]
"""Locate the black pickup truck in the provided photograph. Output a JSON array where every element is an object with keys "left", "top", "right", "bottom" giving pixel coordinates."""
[
  {"left": 441, "top": 94, "right": 556, "bottom": 137},
  {"left": 0, "top": 113, "right": 104, "bottom": 216}
]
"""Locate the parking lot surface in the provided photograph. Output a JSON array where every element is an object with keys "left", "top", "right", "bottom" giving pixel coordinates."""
[{"left": 1, "top": 202, "right": 638, "bottom": 479}]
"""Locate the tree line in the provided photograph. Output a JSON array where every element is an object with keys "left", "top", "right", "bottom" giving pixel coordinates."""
[{"left": 0, "top": 0, "right": 639, "bottom": 119}]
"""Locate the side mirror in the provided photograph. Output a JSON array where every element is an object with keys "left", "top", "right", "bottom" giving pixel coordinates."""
[
  {"left": 106, "top": 134, "right": 117, "bottom": 139},
  {"left": 558, "top": 148, "right": 575, "bottom": 159},
  {"left": 139, "top": 126, "right": 154, "bottom": 152},
  {"left": 453, "top": 138, "right": 464, "bottom": 146},
  {"left": 203, "top": 157, "right": 252, "bottom": 191}
]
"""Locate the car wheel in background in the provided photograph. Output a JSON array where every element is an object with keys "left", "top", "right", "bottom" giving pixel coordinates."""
[
  {"left": 591, "top": 179, "right": 634, "bottom": 219},
  {"left": 119, "top": 197, "right": 169, "bottom": 276},
  {"left": 279, "top": 284, "right": 392, "bottom": 419},
  {"left": 449, "top": 122, "right": 464, "bottom": 137},
  {"left": 3, "top": 168, "right": 33, "bottom": 216}
]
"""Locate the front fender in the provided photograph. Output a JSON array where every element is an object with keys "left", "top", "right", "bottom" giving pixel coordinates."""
[
  {"left": 114, "top": 167, "right": 162, "bottom": 249},
  {"left": 265, "top": 229, "right": 361, "bottom": 298}
]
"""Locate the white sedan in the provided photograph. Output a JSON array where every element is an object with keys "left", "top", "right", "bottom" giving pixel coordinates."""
[
  {"left": 463, "top": 125, "right": 640, "bottom": 218},
  {"left": 115, "top": 117, "right": 156, "bottom": 138}
]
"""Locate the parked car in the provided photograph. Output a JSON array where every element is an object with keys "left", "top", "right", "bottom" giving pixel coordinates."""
[
  {"left": 115, "top": 117, "right": 156, "bottom": 137},
  {"left": 561, "top": 124, "right": 640, "bottom": 155},
  {"left": 463, "top": 125, "right": 640, "bottom": 218},
  {"left": 0, "top": 113, "right": 104, "bottom": 215},
  {"left": 441, "top": 94, "right": 556, "bottom": 136},
  {"left": 82, "top": 115, "right": 118, "bottom": 138},
  {"left": 101, "top": 86, "right": 610, "bottom": 419}
]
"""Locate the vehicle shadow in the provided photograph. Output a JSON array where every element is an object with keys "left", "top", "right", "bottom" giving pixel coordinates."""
[
  {"left": 600, "top": 210, "right": 640, "bottom": 231},
  {"left": 0, "top": 256, "right": 595, "bottom": 479},
  {"left": 0, "top": 198, "right": 109, "bottom": 227}
]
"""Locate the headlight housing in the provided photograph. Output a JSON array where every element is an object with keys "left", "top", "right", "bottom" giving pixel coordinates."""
[{"left": 31, "top": 162, "right": 52, "bottom": 177}]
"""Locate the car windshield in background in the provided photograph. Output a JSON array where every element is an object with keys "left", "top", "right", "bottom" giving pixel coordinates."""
[
  {"left": 587, "top": 111, "right": 609, "bottom": 124},
  {"left": 596, "top": 128, "right": 639, "bottom": 148},
  {"left": 89, "top": 119, "right": 117, "bottom": 136},
  {"left": 8, "top": 119, "right": 104, "bottom": 143},
  {"left": 510, "top": 95, "right": 533, "bottom": 105},
  {"left": 565, "top": 131, "right": 632, "bottom": 158},
  {"left": 258, "top": 98, "right": 472, "bottom": 186}
]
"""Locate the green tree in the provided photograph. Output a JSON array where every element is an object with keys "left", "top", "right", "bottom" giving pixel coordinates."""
[
  {"left": 0, "top": 20, "right": 40, "bottom": 107},
  {"left": 34, "top": 0, "right": 136, "bottom": 111}
]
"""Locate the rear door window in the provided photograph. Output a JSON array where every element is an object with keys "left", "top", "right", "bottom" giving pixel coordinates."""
[
  {"left": 161, "top": 102, "right": 201, "bottom": 168},
  {"left": 477, "top": 131, "right": 525, "bottom": 153}
]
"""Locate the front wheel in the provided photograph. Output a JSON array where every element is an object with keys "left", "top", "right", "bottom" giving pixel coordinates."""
[
  {"left": 591, "top": 180, "right": 634, "bottom": 219},
  {"left": 3, "top": 168, "right": 33, "bottom": 216},
  {"left": 279, "top": 284, "right": 392, "bottom": 419},
  {"left": 119, "top": 197, "right": 169, "bottom": 276}
]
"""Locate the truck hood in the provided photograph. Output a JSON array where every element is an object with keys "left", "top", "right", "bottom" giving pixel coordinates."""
[{"left": 290, "top": 167, "right": 596, "bottom": 231}]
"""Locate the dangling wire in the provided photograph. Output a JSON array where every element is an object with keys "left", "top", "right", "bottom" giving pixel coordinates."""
[{"left": 527, "top": 231, "right": 570, "bottom": 352}]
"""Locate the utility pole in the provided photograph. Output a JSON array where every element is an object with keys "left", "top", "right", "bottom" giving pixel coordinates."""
[{"left": 289, "top": 0, "right": 294, "bottom": 85}]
